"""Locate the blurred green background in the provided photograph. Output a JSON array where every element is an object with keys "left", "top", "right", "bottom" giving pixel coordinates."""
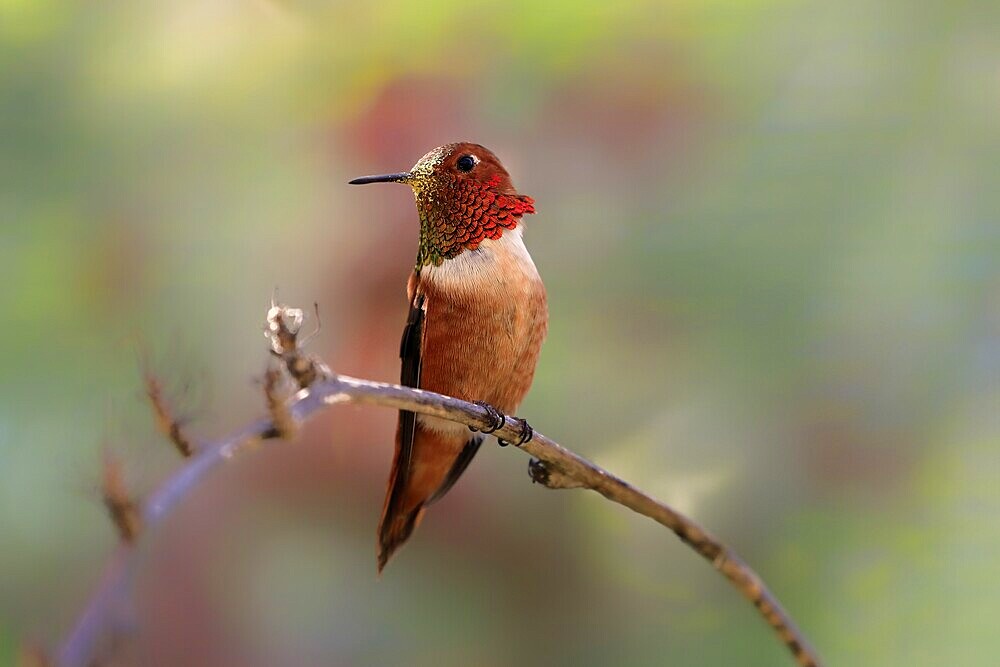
[{"left": 2, "top": 0, "right": 998, "bottom": 665}]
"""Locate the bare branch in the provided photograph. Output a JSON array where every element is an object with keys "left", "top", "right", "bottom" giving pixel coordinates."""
[
  {"left": 55, "top": 301, "right": 821, "bottom": 667},
  {"left": 57, "top": 370, "right": 822, "bottom": 667}
]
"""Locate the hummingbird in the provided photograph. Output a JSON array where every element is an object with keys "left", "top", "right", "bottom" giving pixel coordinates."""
[{"left": 349, "top": 142, "right": 547, "bottom": 572}]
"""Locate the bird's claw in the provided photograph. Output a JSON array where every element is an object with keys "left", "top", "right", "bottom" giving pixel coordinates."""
[
  {"left": 498, "top": 418, "right": 533, "bottom": 448},
  {"left": 470, "top": 401, "right": 505, "bottom": 434}
]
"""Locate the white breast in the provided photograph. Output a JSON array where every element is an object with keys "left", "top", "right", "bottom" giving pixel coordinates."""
[{"left": 419, "top": 224, "right": 540, "bottom": 293}]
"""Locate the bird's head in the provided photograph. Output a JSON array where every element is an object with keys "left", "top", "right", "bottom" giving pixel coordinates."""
[{"left": 350, "top": 142, "right": 535, "bottom": 267}]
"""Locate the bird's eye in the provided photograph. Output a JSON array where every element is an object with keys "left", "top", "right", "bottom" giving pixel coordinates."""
[{"left": 456, "top": 154, "right": 476, "bottom": 172}]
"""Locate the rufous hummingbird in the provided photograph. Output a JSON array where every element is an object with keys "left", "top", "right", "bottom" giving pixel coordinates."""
[{"left": 349, "top": 142, "right": 547, "bottom": 572}]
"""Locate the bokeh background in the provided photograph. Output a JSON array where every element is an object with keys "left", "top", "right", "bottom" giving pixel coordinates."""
[{"left": 2, "top": 0, "right": 999, "bottom": 665}]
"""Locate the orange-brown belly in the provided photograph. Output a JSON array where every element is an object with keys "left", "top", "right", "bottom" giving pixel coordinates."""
[{"left": 419, "top": 275, "right": 547, "bottom": 414}]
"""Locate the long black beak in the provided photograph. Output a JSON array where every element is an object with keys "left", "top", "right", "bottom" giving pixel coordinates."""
[{"left": 348, "top": 172, "right": 412, "bottom": 185}]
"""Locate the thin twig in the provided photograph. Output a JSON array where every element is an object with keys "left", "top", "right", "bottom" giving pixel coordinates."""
[
  {"left": 56, "top": 371, "right": 822, "bottom": 667},
  {"left": 141, "top": 367, "right": 194, "bottom": 457},
  {"left": 100, "top": 451, "right": 140, "bottom": 544},
  {"left": 262, "top": 365, "right": 295, "bottom": 439}
]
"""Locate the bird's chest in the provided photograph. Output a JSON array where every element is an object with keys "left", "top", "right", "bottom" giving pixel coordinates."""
[{"left": 417, "top": 229, "right": 547, "bottom": 408}]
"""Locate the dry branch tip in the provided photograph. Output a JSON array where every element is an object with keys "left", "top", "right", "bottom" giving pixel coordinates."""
[
  {"left": 141, "top": 367, "right": 195, "bottom": 457},
  {"left": 264, "top": 299, "right": 326, "bottom": 388}
]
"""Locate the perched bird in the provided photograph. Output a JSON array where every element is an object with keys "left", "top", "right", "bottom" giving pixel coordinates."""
[{"left": 350, "top": 143, "right": 548, "bottom": 572}]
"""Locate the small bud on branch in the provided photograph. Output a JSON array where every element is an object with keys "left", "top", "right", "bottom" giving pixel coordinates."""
[{"left": 265, "top": 301, "right": 326, "bottom": 388}]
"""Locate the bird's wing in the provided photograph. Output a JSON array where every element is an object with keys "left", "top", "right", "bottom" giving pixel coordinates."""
[
  {"left": 376, "top": 273, "right": 485, "bottom": 571},
  {"left": 383, "top": 287, "right": 425, "bottom": 524}
]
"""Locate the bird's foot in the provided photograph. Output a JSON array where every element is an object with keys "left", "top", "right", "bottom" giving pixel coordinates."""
[
  {"left": 498, "top": 418, "right": 533, "bottom": 448},
  {"left": 469, "top": 401, "right": 506, "bottom": 434}
]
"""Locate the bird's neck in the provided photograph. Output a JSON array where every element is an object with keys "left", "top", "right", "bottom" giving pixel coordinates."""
[
  {"left": 413, "top": 177, "right": 535, "bottom": 268},
  {"left": 419, "top": 224, "right": 540, "bottom": 294}
]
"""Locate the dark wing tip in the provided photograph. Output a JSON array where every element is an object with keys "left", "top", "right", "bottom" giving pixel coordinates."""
[
  {"left": 377, "top": 504, "right": 423, "bottom": 574},
  {"left": 377, "top": 549, "right": 389, "bottom": 575}
]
